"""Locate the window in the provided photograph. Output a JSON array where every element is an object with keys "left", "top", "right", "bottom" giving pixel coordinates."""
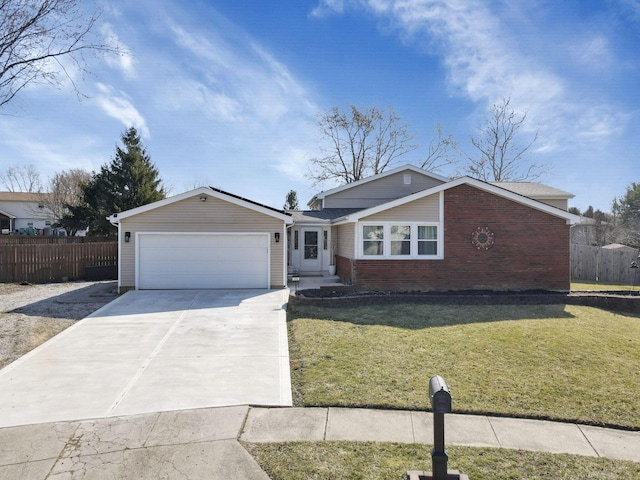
[
  {"left": 363, "top": 225, "right": 384, "bottom": 255},
  {"left": 323, "top": 230, "right": 328, "bottom": 250},
  {"left": 403, "top": 173, "right": 411, "bottom": 185},
  {"left": 304, "top": 231, "right": 318, "bottom": 259},
  {"left": 418, "top": 226, "right": 438, "bottom": 255},
  {"left": 361, "top": 223, "right": 440, "bottom": 258},
  {"left": 294, "top": 230, "right": 299, "bottom": 250},
  {"left": 391, "top": 225, "right": 411, "bottom": 255}
]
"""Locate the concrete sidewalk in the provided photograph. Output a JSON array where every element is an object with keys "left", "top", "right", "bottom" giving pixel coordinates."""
[{"left": 2, "top": 406, "right": 639, "bottom": 479}]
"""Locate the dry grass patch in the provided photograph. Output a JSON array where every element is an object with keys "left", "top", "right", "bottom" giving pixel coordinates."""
[
  {"left": 572, "top": 281, "right": 639, "bottom": 291},
  {"left": 288, "top": 303, "right": 640, "bottom": 428},
  {"left": 245, "top": 442, "right": 640, "bottom": 480}
]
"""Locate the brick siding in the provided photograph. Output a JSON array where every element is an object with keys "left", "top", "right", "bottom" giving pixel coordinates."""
[{"left": 352, "top": 184, "right": 571, "bottom": 291}]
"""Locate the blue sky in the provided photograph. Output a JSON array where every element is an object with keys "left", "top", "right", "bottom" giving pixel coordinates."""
[{"left": 1, "top": 0, "right": 638, "bottom": 212}]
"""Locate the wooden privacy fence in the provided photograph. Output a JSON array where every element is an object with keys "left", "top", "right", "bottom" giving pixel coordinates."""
[
  {"left": 0, "top": 236, "right": 115, "bottom": 245},
  {"left": 571, "top": 244, "right": 640, "bottom": 285},
  {"left": 0, "top": 242, "right": 118, "bottom": 284}
]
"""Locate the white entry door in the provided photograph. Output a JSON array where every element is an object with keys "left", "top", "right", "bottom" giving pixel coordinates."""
[{"left": 300, "top": 228, "right": 322, "bottom": 272}]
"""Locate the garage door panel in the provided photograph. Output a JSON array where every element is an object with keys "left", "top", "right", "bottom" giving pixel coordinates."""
[
  {"left": 141, "top": 260, "right": 267, "bottom": 277},
  {"left": 142, "top": 247, "right": 265, "bottom": 264},
  {"left": 143, "top": 235, "right": 265, "bottom": 249},
  {"left": 138, "top": 234, "right": 270, "bottom": 289},
  {"left": 141, "top": 273, "right": 267, "bottom": 290}
]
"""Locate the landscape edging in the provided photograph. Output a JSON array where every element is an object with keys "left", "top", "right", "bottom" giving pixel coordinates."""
[{"left": 288, "top": 291, "right": 640, "bottom": 314}]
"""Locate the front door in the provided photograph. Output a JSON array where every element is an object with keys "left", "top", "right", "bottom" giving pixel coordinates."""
[{"left": 301, "top": 228, "right": 322, "bottom": 272}]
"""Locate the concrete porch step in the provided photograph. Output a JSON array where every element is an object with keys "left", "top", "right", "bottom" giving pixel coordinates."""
[
  {"left": 288, "top": 274, "right": 342, "bottom": 290},
  {"left": 298, "top": 275, "right": 340, "bottom": 284}
]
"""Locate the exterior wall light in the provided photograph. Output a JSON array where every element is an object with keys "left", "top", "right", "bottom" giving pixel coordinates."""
[
  {"left": 199, "top": 196, "right": 207, "bottom": 202},
  {"left": 124, "top": 231, "right": 131, "bottom": 242},
  {"left": 275, "top": 232, "right": 280, "bottom": 243}
]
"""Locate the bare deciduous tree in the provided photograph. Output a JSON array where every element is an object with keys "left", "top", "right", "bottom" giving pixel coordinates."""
[
  {"left": 419, "top": 123, "right": 458, "bottom": 172},
  {"left": 464, "top": 97, "right": 543, "bottom": 182},
  {"left": 0, "top": 0, "right": 114, "bottom": 108},
  {"left": 307, "top": 105, "right": 418, "bottom": 185},
  {"left": 39, "top": 168, "right": 90, "bottom": 223},
  {"left": 0, "top": 163, "right": 42, "bottom": 191}
]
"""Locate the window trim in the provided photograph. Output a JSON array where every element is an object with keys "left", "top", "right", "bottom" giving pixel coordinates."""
[{"left": 358, "top": 222, "right": 443, "bottom": 259}]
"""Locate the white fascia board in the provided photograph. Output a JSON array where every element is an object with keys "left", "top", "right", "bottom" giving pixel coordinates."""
[
  {"left": 110, "top": 187, "right": 293, "bottom": 224},
  {"left": 341, "top": 177, "right": 582, "bottom": 224},
  {"left": 307, "top": 164, "right": 451, "bottom": 205},
  {"left": 0, "top": 208, "right": 16, "bottom": 219}
]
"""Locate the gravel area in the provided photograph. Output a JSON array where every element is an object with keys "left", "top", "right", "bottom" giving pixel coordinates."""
[{"left": 0, "top": 281, "right": 118, "bottom": 370}]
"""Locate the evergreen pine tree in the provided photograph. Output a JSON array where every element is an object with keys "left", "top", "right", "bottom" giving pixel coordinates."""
[{"left": 62, "top": 127, "right": 166, "bottom": 235}]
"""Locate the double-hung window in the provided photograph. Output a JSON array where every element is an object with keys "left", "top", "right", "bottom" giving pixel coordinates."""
[
  {"left": 418, "top": 226, "right": 438, "bottom": 255},
  {"left": 361, "top": 223, "right": 440, "bottom": 258},
  {"left": 390, "top": 225, "right": 411, "bottom": 255},
  {"left": 363, "top": 225, "right": 384, "bottom": 256}
]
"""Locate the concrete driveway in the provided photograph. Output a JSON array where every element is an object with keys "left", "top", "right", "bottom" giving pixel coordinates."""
[{"left": 0, "top": 289, "right": 292, "bottom": 428}]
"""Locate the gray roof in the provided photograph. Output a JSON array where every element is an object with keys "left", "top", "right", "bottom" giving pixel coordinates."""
[
  {"left": 290, "top": 208, "right": 364, "bottom": 224},
  {"left": 492, "top": 182, "right": 574, "bottom": 199}
]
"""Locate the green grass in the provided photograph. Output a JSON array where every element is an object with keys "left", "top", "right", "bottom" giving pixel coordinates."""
[
  {"left": 572, "top": 281, "right": 639, "bottom": 291},
  {"left": 288, "top": 303, "right": 640, "bottom": 428},
  {"left": 245, "top": 442, "right": 640, "bottom": 480}
]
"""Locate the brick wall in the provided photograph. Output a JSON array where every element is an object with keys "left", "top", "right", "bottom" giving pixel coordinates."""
[
  {"left": 353, "top": 184, "right": 572, "bottom": 291},
  {"left": 335, "top": 254, "right": 354, "bottom": 283}
]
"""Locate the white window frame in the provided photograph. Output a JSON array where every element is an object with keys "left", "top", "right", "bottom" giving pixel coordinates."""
[{"left": 358, "top": 222, "right": 443, "bottom": 259}]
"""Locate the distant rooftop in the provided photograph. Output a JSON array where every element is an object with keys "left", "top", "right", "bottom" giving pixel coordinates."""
[
  {"left": 0, "top": 192, "right": 46, "bottom": 202},
  {"left": 492, "top": 182, "right": 574, "bottom": 199}
]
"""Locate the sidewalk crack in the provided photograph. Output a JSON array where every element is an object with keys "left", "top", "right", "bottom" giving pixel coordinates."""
[
  {"left": 487, "top": 416, "right": 502, "bottom": 448},
  {"left": 577, "top": 424, "right": 600, "bottom": 457},
  {"left": 323, "top": 408, "right": 330, "bottom": 440}
]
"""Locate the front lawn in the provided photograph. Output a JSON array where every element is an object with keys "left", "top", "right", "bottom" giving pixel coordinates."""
[
  {"left": 245, "top": 442, "right": 640, "bottom": 480},
  {"left": 572, "top": 281, "right": 639, "bottom": 291},
  {"left": 288, "top": 303, "right": 640, "bottom": 429}
]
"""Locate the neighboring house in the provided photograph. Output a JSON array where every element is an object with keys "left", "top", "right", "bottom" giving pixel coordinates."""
[
  {"left": 108, "top": 187, "right": 293, "bottom": 292},
  {"left": 110, "top": 165, "right": 581, "bottom": 293},
  {"left": 0, "top": 192, "right": 56, "bottom": 235}
]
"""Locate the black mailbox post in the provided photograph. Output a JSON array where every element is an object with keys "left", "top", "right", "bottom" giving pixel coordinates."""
[{"left": 429, "top": 375, "right": 452, "bottom": 480}]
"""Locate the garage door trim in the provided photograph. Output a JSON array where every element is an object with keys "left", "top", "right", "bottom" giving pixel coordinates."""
[{"left": 135, "top": 231, "right": 271, "bottom": 290}]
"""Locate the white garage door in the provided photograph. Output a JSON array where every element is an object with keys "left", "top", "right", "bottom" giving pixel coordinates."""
[{"left": 137, "top": 233, "right": 269, "bottom": 289}]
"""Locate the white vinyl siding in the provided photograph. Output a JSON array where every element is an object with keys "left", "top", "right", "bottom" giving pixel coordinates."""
[
  {"left": 538, "top": 199, "right": 568, "bottom": 210},
  {"left": 324, "top": 171, "right": 445, "bottom": 209},
  {"left": 335, "top": 223, "right": 355, "bottom": 259},
  {"left": 119, "top": 196, "right": 286, "bottom": 289},
  {"left": 362, "top": 194, "right": 440, "bottom": 222}
]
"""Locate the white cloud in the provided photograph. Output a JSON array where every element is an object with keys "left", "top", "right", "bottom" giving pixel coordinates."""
[
  {"left": 93, "top": 83, "right": 149, "bottom": 137},
  {"left": 167, "top": 23, "right": 318, "bottom": 126},
  {"left": 0, "top": 118, "right": 104, "bottom": 176},
  {"left": 569, "top": 35, "right": 613, "bottom": 71},
  {"left": 100, "top": 23, "right": 136, "bottom": 79},
  {"left": 310, "top": 0, "right": 346, "bottom": 17},
  {"left": 314, "top": 0, "right": 627, "bottom": 154}
]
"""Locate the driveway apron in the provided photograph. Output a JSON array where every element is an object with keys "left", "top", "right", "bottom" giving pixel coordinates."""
[{"left": 0, "top": 289, "right": 292, "bottom": 428}]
